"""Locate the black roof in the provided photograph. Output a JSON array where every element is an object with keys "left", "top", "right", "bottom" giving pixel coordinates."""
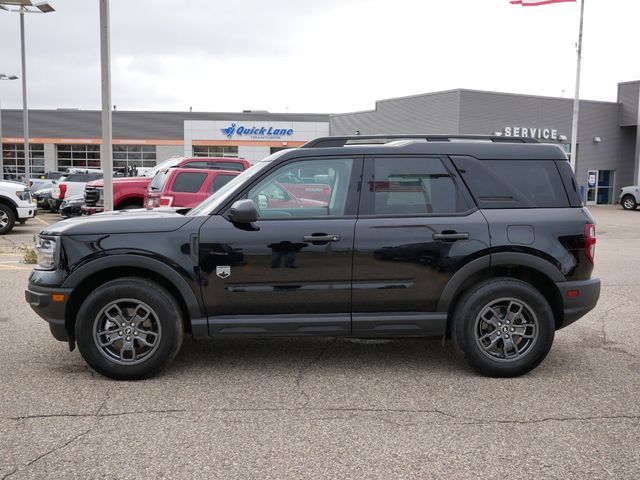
[{"left": 287, "top": 135, "right": 567, "bottom": 160}]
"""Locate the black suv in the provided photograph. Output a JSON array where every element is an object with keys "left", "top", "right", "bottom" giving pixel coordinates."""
[{"left": 25, "top": 135, "right": 600, "bottom": 380}]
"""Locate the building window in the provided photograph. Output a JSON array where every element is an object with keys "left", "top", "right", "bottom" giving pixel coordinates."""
[
  {"left": 57, "top": 144, "right": 101, "bottom": 170},
  {"left": 192, "top": 146, "right": 238, "bottom": 157},
  {"left": 113, "top": 145, "right": 157, "bottom": 173},
  {"left": 1, "top": 143, "right": 45, "bottom": 180}
]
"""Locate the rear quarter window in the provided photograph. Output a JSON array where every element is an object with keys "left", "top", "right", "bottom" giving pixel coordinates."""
[
  {"left": 451, "top": 157, "right": 570, "bottom": 208},
  {"left": 149, "top": 170, "right": 171, "bottom": 191},
  {"left": 172, "top": 172, "right": 208, "bottom": 193}
]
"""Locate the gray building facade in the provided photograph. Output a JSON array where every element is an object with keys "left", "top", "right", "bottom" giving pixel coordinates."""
[{"left": 331, "top": 81, "right": 640, "bottom": 205}]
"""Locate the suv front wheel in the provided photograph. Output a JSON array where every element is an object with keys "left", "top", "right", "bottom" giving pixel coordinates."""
[
  {"left": 75, "top": 277, "right": 184, "bottom": 380},
  {"left": 453, "top": 278, "right": 555, "bottom": 377}
]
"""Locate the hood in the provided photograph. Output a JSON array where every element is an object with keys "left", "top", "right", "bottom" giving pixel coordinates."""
[
  {"left": 41, "top": 208, "right": 196, "bottom": 236},
  {"left": 87, "top": 177, "right": 152, "bottom": 188}
]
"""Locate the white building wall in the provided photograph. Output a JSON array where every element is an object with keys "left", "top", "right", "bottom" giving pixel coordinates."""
[{"left": 156, "top": 145, "right": 184, "bottom": 163}]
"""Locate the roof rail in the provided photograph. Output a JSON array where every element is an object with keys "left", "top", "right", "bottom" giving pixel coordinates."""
[{"left": 301, "top": 134, "right": 539, "bottom": 148}]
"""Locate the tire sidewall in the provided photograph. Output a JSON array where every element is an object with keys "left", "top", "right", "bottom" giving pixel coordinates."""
[
  {"left": 0, "top": 204, "right": 16, "bottom": 235},
  {"left": 75, "top": 279, "right": 183, "bottom": 380},
  {"left": 454, "top": 279, "right": 555, "bottom": 377}
]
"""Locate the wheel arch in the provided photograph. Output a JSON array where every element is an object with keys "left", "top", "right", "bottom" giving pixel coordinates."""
[
  {"left": 0, "top": 197, "right": 19, "bottom": 218},
  {"left": 439, "top": 253, "right": 564, "bottom": 330},
  {"left": 63, "top": 255, "right": 206, "bottom": 343}
]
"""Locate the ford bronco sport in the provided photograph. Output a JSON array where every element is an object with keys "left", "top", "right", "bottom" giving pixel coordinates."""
[{"left": 25, "top": 135, "right": 600, "bottom": 380}]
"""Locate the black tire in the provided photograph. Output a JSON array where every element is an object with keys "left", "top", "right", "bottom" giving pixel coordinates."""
[
  {"left": 75, "top": 277, "right": 184, "bottom": 380},
  {"left": 0, "top": 204, "right": 16, "bottom": 235},
  {"left": 621, "top": 195, "right": 637, "bottom": 210},
  {"left": 452, "top": 278, "right": 555, "bottom": 377}
]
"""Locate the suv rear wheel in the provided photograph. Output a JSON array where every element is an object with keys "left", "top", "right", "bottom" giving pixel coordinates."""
[
  {"left": 75, "top": 277, "right": 184, "bottom": 380},
  {"left": 453, "top": 278, "right": 555, "bottom": 377},
  {"left": 621, "top": 194, "right": 637, "bottom": 210}
]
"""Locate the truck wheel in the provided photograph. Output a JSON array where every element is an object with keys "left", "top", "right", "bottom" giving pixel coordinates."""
[
  {"left": 115, "top": 199, "right": 143, "bottom": 210},
  {"left": 0, "top": 205, "right": 16, "bottom": 235},
  {"left": 621, "top": 195, "right": 637, "bottom": 210},
  {"left": 452, "top": 278, "right": 555, "bottom": 377},
  {"left": 75, "top": 277, "right": 184, "bottom": 380}
]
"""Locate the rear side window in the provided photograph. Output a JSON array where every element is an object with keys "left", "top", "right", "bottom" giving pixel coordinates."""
[
  {"left": 210, "top": 174, "right": 237, "bottom": 192},
  {"left": 370, "top": 157, "right": 466, "bottom": 215},
  {"left": 149, "top": 170, "right": 170, "bottom": 191},
  {"left": 451, "top": 157, "right": 569, "bottom": 208},
  {"left": 172, "top": 172, "right": 208, "bottom": 192}
]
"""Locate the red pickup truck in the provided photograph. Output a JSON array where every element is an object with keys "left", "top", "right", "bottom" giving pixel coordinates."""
[{"left": 82, "top": 156, "right": 250, "bottom": 214}]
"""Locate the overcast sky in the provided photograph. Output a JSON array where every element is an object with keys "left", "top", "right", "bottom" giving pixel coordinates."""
[{"left": 0, "top": 0, "right": 638, "bottom": 114}]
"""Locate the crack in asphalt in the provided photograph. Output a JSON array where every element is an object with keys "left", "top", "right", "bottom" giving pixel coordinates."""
[
  {"left": 294, "top": 337, "right": 337, "bottom": 407},
  {"left": 2, "top": 428, "right": 93, "bottom": 479},
  {"left": 5, "top": 407, "right": 638, "bottom": 426}
]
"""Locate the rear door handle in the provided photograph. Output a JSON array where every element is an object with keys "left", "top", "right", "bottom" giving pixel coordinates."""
[
  {"left": 303, "top": 234, "right": 341, "bottom": 243},
  {"left": 432, "top": 232, "right": 469, "bottom": 241}
]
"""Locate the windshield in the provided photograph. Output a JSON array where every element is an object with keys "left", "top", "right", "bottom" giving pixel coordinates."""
[
  {"left": 144, "top": 157, "right": 182, "bottom": 177},
  {"left": 187, "top": 162, "right": 270, "bottom": 216}
]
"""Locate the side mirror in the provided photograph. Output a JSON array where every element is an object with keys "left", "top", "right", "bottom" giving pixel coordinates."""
[{"left": 228, "top": 199, "right": 258, "bottom": 224}]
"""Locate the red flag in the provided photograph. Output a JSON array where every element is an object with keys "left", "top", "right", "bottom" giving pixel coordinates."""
[{"left": 510, "top": 0, "right": 576, "bottom": 6}]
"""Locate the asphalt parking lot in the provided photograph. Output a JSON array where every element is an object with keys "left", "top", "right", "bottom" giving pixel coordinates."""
[{"left": 1, "top": 206, "right": 639, "bottom": 479}]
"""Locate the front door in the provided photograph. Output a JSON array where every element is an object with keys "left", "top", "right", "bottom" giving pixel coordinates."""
[
  {"left": 198, "top": 156, "right": 362, "bottom": 336},
  {"left": 351, "top": 155, "right": 490, "bottom": 336}
]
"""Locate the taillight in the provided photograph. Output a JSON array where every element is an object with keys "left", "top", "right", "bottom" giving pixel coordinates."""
[
  {"left": 585, "top": 223, "right": 596, "bottom": 263},
  {"left": 159, "top": 196, "right": 173, "bottom": 207},
  {"left": 29, "top": 180, "right": 33, "bottom": 187},
  {"left": 59, "top": 183, "right": 67, "bottom": 200}
]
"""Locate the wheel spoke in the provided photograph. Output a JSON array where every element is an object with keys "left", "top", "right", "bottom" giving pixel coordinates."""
[
  {"left": 503, "top": 336, "right": 518, "bottom": 358},
  {"left": 119, "top": 338, "right": 136, "bottom": 362},
  {"left": 136, "top": 333, "right": 156, "bottom": 347},
  {"left": 512, "top": 323, "right": 536, "bottom": 339},
  {"left": 481, "top": 307, "right": 502, "bottom": 327},
  {"left": 98, "top": 334, "right": 120, "bottom": 348},
  {"left": 506, "top": 301, "right": 524, "bottom": 323}
]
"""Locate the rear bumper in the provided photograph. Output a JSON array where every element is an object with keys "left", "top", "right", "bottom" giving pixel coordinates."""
[
  {"left": 25, "top": 283, "right": 73, "bottom": 342},
  {"left": 555, "top": 277, "right": 601, "bottom": 329}
]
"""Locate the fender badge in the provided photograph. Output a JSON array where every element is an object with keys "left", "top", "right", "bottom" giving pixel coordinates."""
[{"left": 216, "top": 266, "right": 231, "bottom": 279}]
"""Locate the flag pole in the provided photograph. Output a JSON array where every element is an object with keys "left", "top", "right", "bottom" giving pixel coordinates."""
[{"left": 569, "top": 0, "right": 584, "bottom": 172}]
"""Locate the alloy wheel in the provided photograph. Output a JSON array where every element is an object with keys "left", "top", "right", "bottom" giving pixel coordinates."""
[
  {"left": 0, "top": 211, "right": 8, "bottom": 229},
  {"left": 93, "top": 299, "right": 162, "bottom": 365},
  {"left": 474, "top": 297, "right": 539, "bottom": 361}
]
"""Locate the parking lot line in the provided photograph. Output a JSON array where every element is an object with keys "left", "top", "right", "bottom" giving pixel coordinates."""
[
  {"left": 34, "top": 216, "right": 52, "bottom": 225},
  {"left": 0, "top": 263, "right": 32, "bottom": 271}
]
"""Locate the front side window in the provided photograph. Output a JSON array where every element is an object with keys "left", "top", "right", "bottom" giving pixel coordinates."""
[
  {"left": 371, "top": 157, "right": 462, "bottom": 215},
  {"left": 245, "top": 158, "right": 355, "bottom": 219}
]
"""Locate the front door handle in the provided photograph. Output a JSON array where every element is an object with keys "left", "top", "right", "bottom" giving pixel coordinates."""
[
  {"left": 432, "top": 232, "right": 469, "bottom": 241},
  {"left": 303, "top": 234, "right": 341, "bottom": 243}
]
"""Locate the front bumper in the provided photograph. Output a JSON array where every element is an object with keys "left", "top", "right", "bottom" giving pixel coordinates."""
[
  {"left": 25, "top": 283, "right": 73, "bottom": 342},
  {"left": 81, "top": 205, "right": 104, "bottom": 215},
  {"left": 555, "top": 277, "right": 601, "bottom": 329},
  {"left": 17, "top": 205, "right": 36, "bottom": 220}
]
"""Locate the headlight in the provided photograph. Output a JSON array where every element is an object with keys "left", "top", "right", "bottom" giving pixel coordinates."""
[
  {"left": 16, "top": 190, "right": 30, "bottom": 201},
  {"left": 36, "top": 236, "right": 58, "bottom": 270}
]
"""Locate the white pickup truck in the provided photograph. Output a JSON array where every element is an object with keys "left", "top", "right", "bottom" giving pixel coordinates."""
[
  {"left": 0, "top": 179, "right": 37, "bottom": 234},
  {"left": 51, "top": 172, "right": 103, "bottom": 211}
]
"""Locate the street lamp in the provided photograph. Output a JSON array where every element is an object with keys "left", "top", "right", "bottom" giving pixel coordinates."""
[
  {"left": 0, "top": 74, "right": 19, "bottom": 181},
  {"left": 1, "top": 1, "right": 55, "bottom": 183}
]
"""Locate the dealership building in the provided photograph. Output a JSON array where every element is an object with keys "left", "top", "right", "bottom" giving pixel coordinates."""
[{"left": 1, "top": 79, "right": 639, "bottom": 205}]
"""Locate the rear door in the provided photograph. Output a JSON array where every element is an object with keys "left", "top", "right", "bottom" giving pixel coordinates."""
[
  {"left": 351, "top": 155, "right": 490, "bottom": 336},
  {"left": 168, "top": 171, "right": 209, "bottom": 208}
]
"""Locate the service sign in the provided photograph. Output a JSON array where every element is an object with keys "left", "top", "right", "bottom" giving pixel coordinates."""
[
  {"left": 221, "top": 123, "right": 294, "bottom": 140},
  {"left": 503, "top": 126, "right": 560, "bottom": 140}
]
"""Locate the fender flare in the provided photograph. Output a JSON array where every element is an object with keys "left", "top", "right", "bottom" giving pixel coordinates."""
[
  {"left": 437, "top": 252, "right": 563, "bottom": 312},
  {"left": 62, "top": 254, "right": 206, "bottom": 334}
]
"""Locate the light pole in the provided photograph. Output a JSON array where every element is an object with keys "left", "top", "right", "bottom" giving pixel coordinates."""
[
  {"left": 0, "top": 1, "right": 55, "bottom": 183},
  {"left": 99, "top": 0, "right": 113, "bottom": 211},
  {"left": 0, "top": 74, "right": 19, "bottom": 181}
]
